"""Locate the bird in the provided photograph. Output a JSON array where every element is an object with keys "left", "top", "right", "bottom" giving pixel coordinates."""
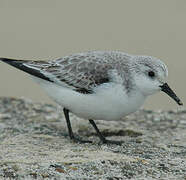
[{"left": 0, "top": 51, "right": 183, "bottom": 144}]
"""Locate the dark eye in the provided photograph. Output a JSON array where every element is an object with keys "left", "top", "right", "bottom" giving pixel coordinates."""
[{"left": 148, "top": 71, "right": 155, "bottom": 77}]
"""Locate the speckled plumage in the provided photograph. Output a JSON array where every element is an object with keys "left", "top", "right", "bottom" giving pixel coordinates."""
[{"left": 25, "top": 51, "right": 133, "bottom": 93}]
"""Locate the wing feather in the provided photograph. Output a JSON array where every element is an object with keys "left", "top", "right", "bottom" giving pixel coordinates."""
[
  {"left": 0, "top": 51, "right": 133, "bottom": 94},
  {"left": 25, "top": 54, "right": 113, "bottom": 93}
]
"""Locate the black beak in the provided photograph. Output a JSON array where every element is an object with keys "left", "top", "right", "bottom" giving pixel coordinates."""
[{"left": 160, "top": 83, "right": 183, "bottom": 106}]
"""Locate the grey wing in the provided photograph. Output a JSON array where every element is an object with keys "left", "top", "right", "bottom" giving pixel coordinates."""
[{"left": 25, "top": 55, "right": 114, "bottom": 94}]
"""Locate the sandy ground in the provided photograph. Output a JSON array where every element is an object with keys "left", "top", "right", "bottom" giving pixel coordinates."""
[{"left": 0, "top": 97, "right": 185, "bottom": 179}]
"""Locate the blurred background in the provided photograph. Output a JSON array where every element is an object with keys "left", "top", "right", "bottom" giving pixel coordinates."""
[{"left": 0, "top": 0, "right": 185, "bottom": 110}]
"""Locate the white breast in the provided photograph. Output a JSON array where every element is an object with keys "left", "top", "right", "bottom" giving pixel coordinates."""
[{"left": 33, "top": 77, "right": 146, "bottom": 121}]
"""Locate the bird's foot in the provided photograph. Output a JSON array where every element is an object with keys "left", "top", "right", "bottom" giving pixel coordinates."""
[{"left": 70, "top": 136, "right": 92, "bottom": 144}]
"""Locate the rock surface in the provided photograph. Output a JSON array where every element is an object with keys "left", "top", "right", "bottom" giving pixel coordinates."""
[{"left": 0, "top": 97, "right": 185, "bottom": 179}]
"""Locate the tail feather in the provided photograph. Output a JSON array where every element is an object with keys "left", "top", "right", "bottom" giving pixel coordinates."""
[{"left": 0, "top": 58, "right": 53, "bottom": 82}]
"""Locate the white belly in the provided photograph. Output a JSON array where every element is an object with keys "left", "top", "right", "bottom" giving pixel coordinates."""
[{"left": 33, "top": 77, "right": 146, "bottom": 121}]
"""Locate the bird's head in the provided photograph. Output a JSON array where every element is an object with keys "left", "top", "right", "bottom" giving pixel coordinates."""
[{"left": 131, "top": 55, "right": 183, "bottom": 106}]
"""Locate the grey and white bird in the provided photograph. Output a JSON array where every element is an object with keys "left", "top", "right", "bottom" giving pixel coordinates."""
[{"left": 0, "top": 51, "right": 183, "bottom": 144}]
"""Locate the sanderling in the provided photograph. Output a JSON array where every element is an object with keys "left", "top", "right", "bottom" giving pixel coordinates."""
[{"left": 0, "top": 51, "right": 183, "bottom": 144}]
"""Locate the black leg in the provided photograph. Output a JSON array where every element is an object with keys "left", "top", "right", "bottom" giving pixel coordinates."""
[
  {"left": 89, "top": 119, "right": 107, "bottom": 143},
  {"left": 89, "top": 119, "right": 122, "bottom": 145},
  {"left": 63, "top": 108, "right": 92, "bottom": 143},
  {"left": 63, "top": 108, "right": 74, "bottom": 139}
]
